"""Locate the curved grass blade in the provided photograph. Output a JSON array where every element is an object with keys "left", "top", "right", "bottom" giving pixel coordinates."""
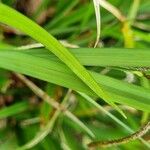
[
  {"left": 93, "top": 0, "right": 101, "bottom": 47},
  {"left": 0, "top": 3, "right": 123, "bottom": 116}
]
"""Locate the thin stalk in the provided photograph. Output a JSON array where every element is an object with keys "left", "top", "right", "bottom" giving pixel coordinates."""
[
  {"left": 88, "top": 121, "right": 150, "bottom": 148},
  {"left": 140, "top": 76, "right": 150, "bottom": 125},
  {"left": 128, "top": 0, "right": 141, "bottom": 25},
  {"left": 18, "top": 89, "right": 72, "bottom": 150},
  {"left": 18, "top": 110, "right": 61, "bottom": 150},
  {"left": 15, "top": 73, "right": 95, "bottom": 138},
  {"left": 122, "top": 0, "right": 141, "bottom": 48},
  {"left": 78, "top": 92, "right": 150, "bottom": 148},
  {"left": 93, "top": 0, "right": 126, "bottom": 47},
  {"left": 99, "top": 0, "right": 126, "bottom": 22},
  {"left": 59, "top": 127, "right": 72, "bottom": 150},
  {"left": 93, "top": 0, "right": 101, "bottom": 47},
  {"left": 17, "top": 82, "right": 88, "bottom": 150}
]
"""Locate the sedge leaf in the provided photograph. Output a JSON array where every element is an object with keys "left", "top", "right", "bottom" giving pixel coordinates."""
[
  {"left": 0, "top": 3, "right": 121, "bottom": 114},
  {"left": 0, "top": 49, "right": 150, "bottom": 112}
]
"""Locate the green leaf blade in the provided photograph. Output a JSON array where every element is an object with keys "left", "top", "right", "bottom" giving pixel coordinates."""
[
  {"left": 0, "top": 49, "right": 150, "bottom": 112},
  {"left": 0, "top": 3, "right": 118, "bottom": 112}
]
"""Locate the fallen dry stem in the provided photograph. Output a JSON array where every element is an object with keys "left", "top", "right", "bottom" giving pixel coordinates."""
[
  {"left": 99, "top": 0, "right": 126, "bottom": 22},
  {"left": 14, "top": 73, "right": 95, "bottom": 138},
  {"left": 14, "top": 73, "right": 75, "bottom": 115},
  {"left": 15, "top": 73, "right": 63, "bottom": 110}
]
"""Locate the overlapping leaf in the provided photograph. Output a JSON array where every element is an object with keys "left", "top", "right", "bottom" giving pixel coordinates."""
[
  {"left": 0, "top": 48, "right": 150, "bottom": 112},
  {"left": 0, "top": 3, "right": 120, "bottom": 113}
]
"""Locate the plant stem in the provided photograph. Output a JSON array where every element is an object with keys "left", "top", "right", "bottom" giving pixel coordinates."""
[
  {"left": 128, "top": 0, "right": 141, "bottom": 25},
  {"left": 99, "top": 0, "right": 126, "bottom": 22},
  {"left": 122, "top": 0, "right": 141, "bottom": 48},
  {"left": 88, "top": 121, "right": 150, "bottom": 148},
  {"left": 15, "top": 73, "right": 95, "bottom": 138},
  {"left": 78, "top": 92, "right": 150, "bottom": 148}
]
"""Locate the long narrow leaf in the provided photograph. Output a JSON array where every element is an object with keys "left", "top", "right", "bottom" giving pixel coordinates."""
[
  {"left": 0, "top": 3, "right": 119, "bottom": 113},
  {"left": 0, "top": 49, "right": 150, "bottom": 112},
  {"left": 21, "top": 48, "right": 150, "bottom": 67},
  {"left": 0, "top": 101, "right": 28, "bottom": 119}
]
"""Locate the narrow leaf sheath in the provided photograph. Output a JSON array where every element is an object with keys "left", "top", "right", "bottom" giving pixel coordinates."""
[{"left": 0, "top": 3, "right": 122, "bottom": 115}]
